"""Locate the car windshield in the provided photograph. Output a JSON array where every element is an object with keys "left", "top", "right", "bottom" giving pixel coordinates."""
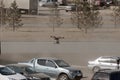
[
  {"left": 8, "top": 66, "right": 24, "bottom": 73},
  {"left": 54, "top": 60, "right": 70, "bottom": 67},
  {"left": 0, "top": 67, "right": 16, "bottom": 75},
  {"left": 8, "top": 66, "right": 36, "bottom": 74},
  {"left": 25, "top": 67, "right": 36, "bottom": 74}
]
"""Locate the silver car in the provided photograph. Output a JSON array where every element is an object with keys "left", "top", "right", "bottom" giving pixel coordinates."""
[
  {"left": 19, "top": 58, "right": 83, "bottom": 80},
  {"left": 88, "top": 56, "right": 120, "bottom": 72}
]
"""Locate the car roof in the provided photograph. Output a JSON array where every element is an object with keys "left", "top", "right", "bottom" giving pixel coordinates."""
[
  {"left": 36, "top": 57, "right": 61, "bottom": 60},
  {"left": 0, "top": 65, "right": 5, "bottom": 67},
  {"left": 100, "top": 56, "right": 120, "bottom": 59}
]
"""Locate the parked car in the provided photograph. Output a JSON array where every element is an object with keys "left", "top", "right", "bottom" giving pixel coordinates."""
[
  {"left": 92, "top": 69, "right": 120, "bottom": 80},
  {"left": 6, "top": 64, "right": 50, "bottom": 80},
  {"left": 0, "top": 65, "right": 27, "bottom": 80},
  {"left": 19, "top": 58, "right": 83, "bottom": 80},
  {"left": 65, "top": 4, "right": 76, "bottom": 12},
  {"left": 94, "top": 0, "right": 113, "bottom": 7},
  {"left": 88, "top": 56, "right": 120, "bottom": 72},
  {"left": 106, "top": 0, "right": 113, "bottom": 6},
  {"left": 39, "top": 0, "right": 58, "bottom": 7}
]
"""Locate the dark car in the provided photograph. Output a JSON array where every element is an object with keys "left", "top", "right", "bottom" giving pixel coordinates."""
[
  {"left": 6, "top": 64, "right": 50, "bottom": 80},
  {"left": 92, "top": 69, "right": 120, "bottom": 80}
]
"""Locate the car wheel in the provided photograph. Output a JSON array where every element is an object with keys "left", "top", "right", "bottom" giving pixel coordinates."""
[
  {"left": 93, "top": 66, "right": 100, "bottom": 72},
  {"left": 66, "top": 10, "right": 68, "bottom": 12},
  {"left": 58, "top": 74, "right": 69, "bottom": 80}
]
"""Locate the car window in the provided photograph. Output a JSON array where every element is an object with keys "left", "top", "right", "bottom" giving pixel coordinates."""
[
  {"left": 7, "top": 66, "right": 23, "bottom": 73},
  {"left": 101, "top": 57, "right": 111, "bottom": 59},
  {"left": 0, "top": 67, "right": 16, "bottom": 75},
  {"left": 25, "top": 67, "right": 35, "bottom": 74},
  {"left": 110, "top": 59, "right": 117, "bottom": 64},
  {"left": 47, "top": 0, "right": 50, "bottom": 2},
  {"left": 46, "top": 60, "right": 56, "bottom": 68},
  {"left": 37, "top": 59, "right": 46, "bottom": 66},
  {"left": 92, "top": 72, "right": 109, "bottom": 80},
  {"left": 54, "top": 60, "right": 70, "bottom": 67},
  {"left": 99, "top": 59, "right": 111, "bottom": 63},
  {"left": 29, "top": 59, "right": 34, "bottom": 64}
]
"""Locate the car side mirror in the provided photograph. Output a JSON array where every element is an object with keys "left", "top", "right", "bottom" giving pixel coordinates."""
[{"left": 52, "top": 65, "right": 56, "bottom": 68}]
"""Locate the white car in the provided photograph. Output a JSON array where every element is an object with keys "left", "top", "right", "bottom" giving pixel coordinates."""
[
  {"left": 39, "top": 0, "right": 58, "bottom": 7},
  {"left": 0, "top": 65, "right": 27, "bottom": 80},
  {"left": 65, "top": 4, "right": 76, "bottom": 12},
  {"left": 88, "top": 56, "right": 120, "bottom": 72}
]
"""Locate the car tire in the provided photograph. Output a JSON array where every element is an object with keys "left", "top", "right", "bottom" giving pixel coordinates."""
[
  {"left": 92, "top": 66, "right": 100, "bottom": 72},
  {"left": 57, "top": 74, "right": 69, "bottom": 80},
  {"left": 66, "top": 10, "right": 68, "bottom": 12}
]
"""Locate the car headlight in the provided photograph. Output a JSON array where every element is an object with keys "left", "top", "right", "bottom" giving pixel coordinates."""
[
  {"left": 33, "top": 77, "right": 39, "bottom": 79},
  {"left": 8, "top": 78, "right": 16, "bottom": 80},
  {"left": 70, "top": 70, "right": 82, "bottom": 76}
]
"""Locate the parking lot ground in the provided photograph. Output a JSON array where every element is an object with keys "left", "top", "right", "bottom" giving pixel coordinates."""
[{"left": 0, "top": 8, "right": 120, "bottom": 80}]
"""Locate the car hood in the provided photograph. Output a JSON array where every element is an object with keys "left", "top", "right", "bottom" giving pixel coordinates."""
[
  {"left": 63, "top": 67, "right": 80, "bottom": 71},
  {"left": 7, "top": 73, "right": 26, "bottom": 79}
]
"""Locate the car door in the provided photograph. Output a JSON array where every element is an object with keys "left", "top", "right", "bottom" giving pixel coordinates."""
[
  {"left": 35, "top": 59, "right": 47, "bottom": 73},
  {"left": 109, "top": 59, "right": 117, "bottom": 69},
  {"left": 98, "top": 59, "right": 111, "bottom": 69},
  {"left": 45, "top": 60, "right": 58, "bottom": 78}
]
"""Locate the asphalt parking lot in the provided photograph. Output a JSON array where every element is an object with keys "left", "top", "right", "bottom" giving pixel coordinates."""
[{"left": 1, "top": 41, "right": 120, "bottom": 80}]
